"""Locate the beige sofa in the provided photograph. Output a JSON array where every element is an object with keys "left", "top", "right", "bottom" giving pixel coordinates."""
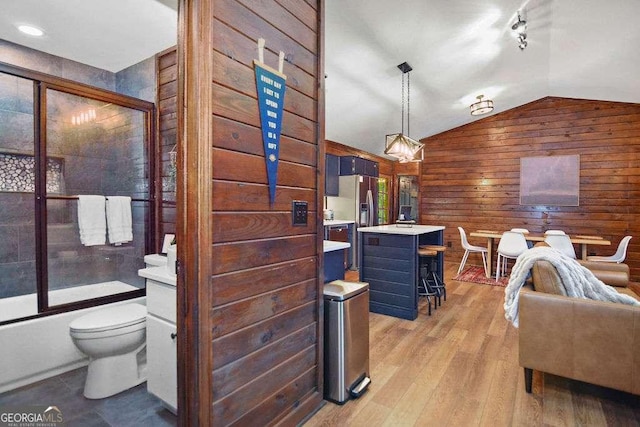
[{"left": 518, "top": 258, "right": 640, "bottom": 395}]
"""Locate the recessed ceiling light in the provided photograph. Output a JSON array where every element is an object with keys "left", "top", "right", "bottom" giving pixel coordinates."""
[{"left": 17, "top": 24, "right": 44, "bottom": 37}]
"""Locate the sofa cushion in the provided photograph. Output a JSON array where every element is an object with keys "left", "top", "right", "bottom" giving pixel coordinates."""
[
  {"left": 531, "top": 260, "right": 567, "bottom": 296},
  {"left": 531, "top": 261, "right": 640, "bottom": 301}
]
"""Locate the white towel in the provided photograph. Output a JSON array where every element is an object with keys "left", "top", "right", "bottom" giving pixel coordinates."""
[
  {"left": 106, "top": 196, "right": 133, "bottom": 245},
  {"left": 77, "top": 195, "right": 106, "bottom": 246}
]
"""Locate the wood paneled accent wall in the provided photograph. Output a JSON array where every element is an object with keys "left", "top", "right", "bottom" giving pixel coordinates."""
[
  {"left": 156, "top": 48, "right": 178, "bottom": 249},
  {"left": 418, "top": 96, "right": 640, "bottom": 281},
  {"left": 179, "top": 0, "right": 325, "bottom": 424}
]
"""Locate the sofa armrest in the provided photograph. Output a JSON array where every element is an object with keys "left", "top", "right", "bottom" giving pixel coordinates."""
[
  {"left": 577, "top": 261, "right": 630, "bottom": 287},
  {"left": 518, "top": 287, "right": 640, "bottom": 395}
]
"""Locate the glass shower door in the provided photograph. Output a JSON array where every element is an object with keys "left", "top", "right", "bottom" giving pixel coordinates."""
[
  {"left": 0, "top": 62, "right": 155, "bottom": 324},
  {"left": 0, "top": 72, "right": 37, "bottom": 322},
  {"left": 45, "top": 88, "right": 148, "bottom": 307}
]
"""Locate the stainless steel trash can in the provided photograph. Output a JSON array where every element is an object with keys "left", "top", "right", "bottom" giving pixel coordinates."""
[{"left": 323, "top": 280, "right": 371, "bottom": 404}]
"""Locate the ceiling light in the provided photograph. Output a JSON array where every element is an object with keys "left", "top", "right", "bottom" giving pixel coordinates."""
[
  {"left": 511, "top": 13, "right": 526, "bottom": 34},
  {"left": 511, "top": 12, "right": 528, "bottom": 50},
  {"left": 518, "top": 35, "right": 528, "bottom": 50},
  {"left": 17, "top": 24, "right": 44, "bottom": 37},
  {"left": 384, "top": 62, "right": 424, "bottom": 163},
  {"left": 470, "top": 95, "right": 494, "bottom": 116},
  {"left": 385, "top": 134, "right": 423, "bottom": 163},
  {"left": 71, "top": 109, "right": 96, "bottom": 126}
]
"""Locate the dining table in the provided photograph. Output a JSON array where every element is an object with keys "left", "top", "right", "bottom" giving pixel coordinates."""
[{"left": 469, "top": 230, "right": 611, "bottom": 278}]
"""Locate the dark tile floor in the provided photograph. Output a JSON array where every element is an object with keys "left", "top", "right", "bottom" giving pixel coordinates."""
[{"left": 0, "top": 368, "right": 177, "bottom": 427}]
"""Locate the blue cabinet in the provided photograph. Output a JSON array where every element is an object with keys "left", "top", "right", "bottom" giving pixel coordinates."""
[
  {"left": 339, "top": 156, "right": 379, "bottom": 177},
  {"left": 324, "top": 249, "right": 346, "bottom": 282},
  {"left": 325, "top": 223, "right": 354, "bottom": 270},
  {"left": 325, "top": 154, "right": 340, "bottom": 196}
]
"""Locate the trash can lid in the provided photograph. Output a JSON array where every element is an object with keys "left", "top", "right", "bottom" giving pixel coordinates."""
[{"left": 323, "top": 280, "right": 369, "bottom": 301}]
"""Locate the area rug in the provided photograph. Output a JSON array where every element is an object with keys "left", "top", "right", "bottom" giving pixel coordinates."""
[{"left": 453, "top": 266, "right": 509, "bottom": 287}]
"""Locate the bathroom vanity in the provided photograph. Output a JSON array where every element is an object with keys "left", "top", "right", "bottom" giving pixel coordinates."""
[{"left": 139, "top": 257, "right": 177, "bottom": 414}]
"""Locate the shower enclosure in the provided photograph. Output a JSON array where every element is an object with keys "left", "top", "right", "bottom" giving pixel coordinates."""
[{"left": 0, "top": 62, "right": 156, "bottom": 324}]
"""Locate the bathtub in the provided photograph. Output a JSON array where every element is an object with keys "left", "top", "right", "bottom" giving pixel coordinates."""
[{"left": 0, "top": 281, "right": 145, "bottom": 394}]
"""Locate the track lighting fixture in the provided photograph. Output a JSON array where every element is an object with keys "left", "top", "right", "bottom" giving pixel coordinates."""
[{"left": 512, "top": 12, "right": 528, "bottom": 50}]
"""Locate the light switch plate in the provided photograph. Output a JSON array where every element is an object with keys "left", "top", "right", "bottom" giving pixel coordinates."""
[{"left": 292, "top": 201, "right": 308, "bottom": 226}]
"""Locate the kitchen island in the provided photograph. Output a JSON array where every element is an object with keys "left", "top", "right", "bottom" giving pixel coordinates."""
[{"left": 358, "top": 225, "right": 445, "bottom": 320}]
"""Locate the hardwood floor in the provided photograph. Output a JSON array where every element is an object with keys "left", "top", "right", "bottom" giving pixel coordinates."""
[{"left": 305, "top": 263, "right": 640, "bottom": 426}]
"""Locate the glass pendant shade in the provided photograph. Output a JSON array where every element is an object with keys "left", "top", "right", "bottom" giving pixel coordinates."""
[{"left": 385, "top": 133, "right": 424, "bottom": 163}]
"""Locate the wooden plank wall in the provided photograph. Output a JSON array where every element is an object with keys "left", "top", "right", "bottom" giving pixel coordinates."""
[
  {"left": 156, "top": 48, "right": 178, "bottom": 249},
  {"left": 418, "top": 96, "right": 640, "bottom": 281},
  {"left": 208, "top": 0, "right": 324, "bottom": 424}
]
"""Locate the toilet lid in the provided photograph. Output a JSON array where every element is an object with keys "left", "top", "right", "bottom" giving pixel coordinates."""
[{"left": 69, "top": 304, "right": 147, "bottom": 333}]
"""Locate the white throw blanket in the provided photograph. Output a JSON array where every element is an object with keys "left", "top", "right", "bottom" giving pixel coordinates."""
[
  {"left": 106, "top": 196, "right": 133, "bottom": 245},
  {"left": 504, "top": 246, "right": 639, "bottom": 327},
  {"left": 77, "top": 195, "right": 106, "bottom": 246}
]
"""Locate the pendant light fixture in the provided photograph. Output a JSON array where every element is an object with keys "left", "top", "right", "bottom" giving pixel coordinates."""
[
  {"left": 384, "top": 62, "right": 423, "bottom": 163},
  {"left": 469, "top": 94, "right": 494, "bottom": 116}
]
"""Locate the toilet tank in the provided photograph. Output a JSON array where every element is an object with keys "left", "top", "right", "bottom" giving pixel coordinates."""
[{"left": 144, "top": 254, "right": 167, "bottom": 268}]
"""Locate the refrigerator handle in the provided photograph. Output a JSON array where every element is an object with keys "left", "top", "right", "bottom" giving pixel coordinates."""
[{"left": 366, "top": 190, "right": 374, "bottom": 226}]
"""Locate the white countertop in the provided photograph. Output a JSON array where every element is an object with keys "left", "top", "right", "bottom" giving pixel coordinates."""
[
  {"left": 357, "top": 225, "right": 445, "bottom": 235},
  {"left": 138, "top": 265, "right": 176, "bottom": 286},
  {"left": 323, "top": 219, "right": 355, "bottom": 226},
  {"left": 323, "top": 240, "right": 351, "bottom": 252}
]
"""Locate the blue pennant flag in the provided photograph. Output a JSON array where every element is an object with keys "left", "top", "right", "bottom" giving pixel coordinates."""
[{"left": 254, "top": 61, "right": 286, "bottom": 205}]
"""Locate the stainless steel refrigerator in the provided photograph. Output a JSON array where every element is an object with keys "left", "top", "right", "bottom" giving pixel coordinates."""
[{"left": 326, "top": 175, "right": 378, "bottom": 268}]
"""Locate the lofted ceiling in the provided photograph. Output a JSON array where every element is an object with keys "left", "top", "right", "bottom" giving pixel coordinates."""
[
  {"left": 2, "top": 1, "right": 639, "bottom": 158},
  {"left": 325, "top": 0, "right": 640, "bottom": 157}
]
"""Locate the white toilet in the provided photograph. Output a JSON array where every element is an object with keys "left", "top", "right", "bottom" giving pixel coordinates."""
[{"left": 69, "top": 303, "right": 147, "bottom": 399}]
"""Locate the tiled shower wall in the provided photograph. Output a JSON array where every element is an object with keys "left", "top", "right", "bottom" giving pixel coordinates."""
[{"left": 0, "top": 39, "right": 155, "bottom": 299}]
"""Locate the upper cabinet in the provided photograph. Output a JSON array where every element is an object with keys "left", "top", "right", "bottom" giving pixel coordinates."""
[
  {"left": 339, "top": 156, "right": 379, "bottom": 177},
  {"left": 325, "top": 154, "right": 340, "bottom": 196}
]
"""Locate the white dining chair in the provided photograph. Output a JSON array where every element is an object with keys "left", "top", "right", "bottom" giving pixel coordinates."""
[
  {"left": 496, "top": 231, "right": 529, "bottom": 281},
  {"left": 457, "top": 227, "right": 488, "bottom": 276},
  {"left": 544, "top": 234, "right": 577, "bottom": 259},
  {"left": 511, "top": 228, "right": 533, "bottom": 248},
  {"left": 544, "top": 229, "right": 566, "bottom": 235},
  {"left": 587, "top": 236, "right": 632, "bottom": 263}
]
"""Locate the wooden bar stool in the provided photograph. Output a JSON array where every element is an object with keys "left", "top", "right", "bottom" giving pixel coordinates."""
[{"left": 418, "top": 245, "right": 447, "bottom": 309}]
